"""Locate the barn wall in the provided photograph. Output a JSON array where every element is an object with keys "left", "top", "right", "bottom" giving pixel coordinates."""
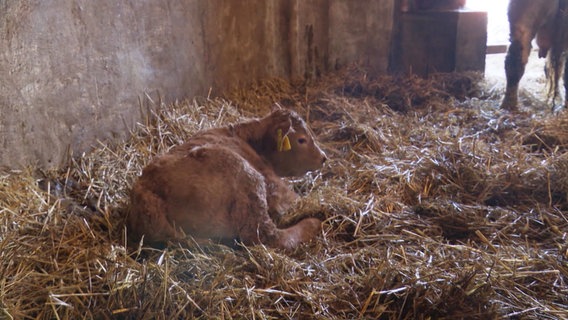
[{"left": 0, "top": 0, "right": 395, "bottom": 169}]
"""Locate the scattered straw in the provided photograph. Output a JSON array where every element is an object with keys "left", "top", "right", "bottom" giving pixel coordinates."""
[{"left": 1, "top": 66, "right": 567, "bottom": 319}]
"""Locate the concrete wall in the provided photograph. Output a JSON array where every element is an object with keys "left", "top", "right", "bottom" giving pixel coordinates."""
[
  {"left": 392, "top": 9, "right": 487, "bottom": 76},
  {"left": 0, "top": 0, "right": 395, "bottom": 169}
]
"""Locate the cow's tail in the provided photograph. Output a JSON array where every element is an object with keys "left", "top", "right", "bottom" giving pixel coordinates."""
[{"left": 547, "top": 0, "right": 568, "bottom": 106}]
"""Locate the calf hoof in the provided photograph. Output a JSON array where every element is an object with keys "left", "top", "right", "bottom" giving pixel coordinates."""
[{"left": 278, "top": 218, "right": 322, "bottom": 250}]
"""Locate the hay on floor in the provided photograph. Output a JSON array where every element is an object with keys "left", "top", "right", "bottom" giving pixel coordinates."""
[{"left": 1, "top": 67, "right": 567, "bottom": 319}]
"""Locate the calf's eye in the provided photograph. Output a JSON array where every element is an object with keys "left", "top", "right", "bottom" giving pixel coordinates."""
[{"left": 298, "top": 138, "right": 307, "bottom": 144}]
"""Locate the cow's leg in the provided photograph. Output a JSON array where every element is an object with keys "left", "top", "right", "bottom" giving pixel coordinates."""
[
  {"left": 564, "top": 55, "right": 568, "bottom": 108},
  {"left": 501, "top": 36, "right": 533, "bottom": 110}
]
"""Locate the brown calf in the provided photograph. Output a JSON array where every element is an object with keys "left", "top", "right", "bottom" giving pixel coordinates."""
[{"left": 127, "top": 109, "right": 327, "bottom": 250}]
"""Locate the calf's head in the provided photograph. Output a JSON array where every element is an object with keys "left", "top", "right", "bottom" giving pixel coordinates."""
[{"left": 264, "top": 110, "right": 327, "bottom": 177}]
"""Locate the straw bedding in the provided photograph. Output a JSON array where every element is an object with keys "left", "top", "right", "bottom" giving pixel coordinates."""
[{"left": 1, "top": 67, "right": 567, "bottom": 319}]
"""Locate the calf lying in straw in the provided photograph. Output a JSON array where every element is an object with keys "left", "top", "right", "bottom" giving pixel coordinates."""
[{"left": 128, "top": 109, "right": 326, "bottom": 250}]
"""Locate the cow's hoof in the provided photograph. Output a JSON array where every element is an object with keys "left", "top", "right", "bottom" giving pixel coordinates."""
[{"left": 500, "top": 99, "right": 518, "bottom": 111}]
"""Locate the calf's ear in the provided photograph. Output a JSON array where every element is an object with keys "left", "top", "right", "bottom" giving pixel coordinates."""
[
  {"left": 270, "top": 109, "right": 293, "bottom": 134},
  {"left": 277, "top": 129, "right": 292, "bottom": 152},
  {"left": 271, "top": 103, "right": 283, "bottom": 111}
]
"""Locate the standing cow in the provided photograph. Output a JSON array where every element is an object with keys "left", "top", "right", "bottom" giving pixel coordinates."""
[{"left": 501, "top": 0, "right": 568, "bottom": 110}]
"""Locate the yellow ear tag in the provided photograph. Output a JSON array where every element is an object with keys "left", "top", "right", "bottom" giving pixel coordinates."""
[{"left": 277, "top": 129, "right": 292, "bottom": 152}]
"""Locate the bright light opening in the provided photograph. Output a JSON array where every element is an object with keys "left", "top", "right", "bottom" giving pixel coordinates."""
[{"left": 466, "top": 0, "right": 509, "bottom": 45}]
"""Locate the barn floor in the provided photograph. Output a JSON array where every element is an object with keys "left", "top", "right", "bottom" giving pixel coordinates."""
[{"left": 1, "top": 63, "right": 567, "bottom": 319}]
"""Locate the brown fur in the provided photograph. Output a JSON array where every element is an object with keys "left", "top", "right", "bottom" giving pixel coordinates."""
[{"left": 127, "top": 109, "right": 327, "bottom": 250}]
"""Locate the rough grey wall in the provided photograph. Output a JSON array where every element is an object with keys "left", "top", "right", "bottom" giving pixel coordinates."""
[
  {"left": 329, "top": 1, "right": 394, "bottom": 73},
  {"left": 0, "top": 0, "right": 395, "bottom": 169}
]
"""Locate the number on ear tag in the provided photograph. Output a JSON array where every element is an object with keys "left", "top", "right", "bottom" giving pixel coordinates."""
[{"left": 277, "top": 129, "right": 292, "bottom": 152}]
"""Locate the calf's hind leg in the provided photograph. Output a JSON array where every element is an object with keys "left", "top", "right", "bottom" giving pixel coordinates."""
[
  {"left": 276, "top": 218, "right": 322, "bottom": 250},
  {"left": 235, "top": 172, "right": 321, "bottom": 250},
  {"left": 238, "top": 196, "right": 321, "bottom": 250}
]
